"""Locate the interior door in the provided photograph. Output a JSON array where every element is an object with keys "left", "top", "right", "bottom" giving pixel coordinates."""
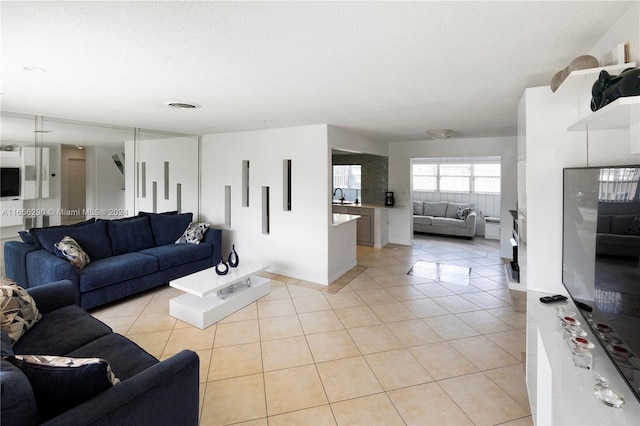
[{"left": 67, "top": 158, "right": 86, "bottom": 219}]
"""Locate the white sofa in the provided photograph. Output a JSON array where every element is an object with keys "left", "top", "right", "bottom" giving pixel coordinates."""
[{"left": 413, "top": 201, "right": 477, "bottom": 238}]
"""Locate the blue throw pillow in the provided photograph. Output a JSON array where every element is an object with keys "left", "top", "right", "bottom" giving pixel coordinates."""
[
  {"left": 147, "top": 212, "right": 193, "bottom": 246},
  {"left": 105, "top": 216, "right": 155, "bottom": 255},
  {"left": 8, "top": 355, "right": 120, "bottom": 420},
  {"left": 18, "top": 231, "right": 35, "bottom": 245}
]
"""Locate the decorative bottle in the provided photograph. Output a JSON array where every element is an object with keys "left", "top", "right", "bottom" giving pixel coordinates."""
[
  {"left": 228, "top": 244, "right": 239, "bottom": 267},
  {"left": 215, "top": 257, "right": 229, "bottom": 275}
]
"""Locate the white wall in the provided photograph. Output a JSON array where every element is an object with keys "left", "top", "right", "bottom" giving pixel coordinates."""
[
  {"left": 135, "top": 136, "right": 199, "bottom": 216},
  {"left": 388, "top": 137, "right": 518, "bottom": 258},
  {"left": 85, "top": 145, "right": 126, "bottom": 219},
  {"left": 328, "top": 126, "right": 389, "bottom": 157},
  {"left": 201, "top": 125, "right": 331, "bottom": 284}
]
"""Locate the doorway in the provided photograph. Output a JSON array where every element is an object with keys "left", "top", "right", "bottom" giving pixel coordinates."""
[{"left": 64, "top": 158, "right": 86, "bottom": 224}]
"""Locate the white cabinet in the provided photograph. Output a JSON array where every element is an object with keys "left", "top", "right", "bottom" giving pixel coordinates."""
[
  {"left": 484, "top": 217, "right": 500, "bottom": 240},
  {"left": 21, "top": 147, "right": 50, "bottom": 199}
]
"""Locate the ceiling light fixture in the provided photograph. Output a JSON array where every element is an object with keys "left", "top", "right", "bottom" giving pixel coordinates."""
[
  {"left": 426, "top": 129, "right": 453, "bottom": 139},
  {"left": 167, "top": 102, "right": 200, "bottom": 109}
]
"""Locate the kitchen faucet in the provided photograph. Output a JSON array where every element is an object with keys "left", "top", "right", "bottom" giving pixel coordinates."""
[{"left": 332, "top": 188, "right": 345, "bottom": 204}]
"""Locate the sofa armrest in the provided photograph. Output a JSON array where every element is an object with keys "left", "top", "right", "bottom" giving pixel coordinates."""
[
  {"left": 26, "top": 280, "right": 78, "bottom": 313},
  {"left": 25, "top": 249, "right": 79, "bottom": 289},
  {"left": 43, "top": 350, "right": 200, "bottom": 426},
  {"left": 203, "top": 227, "right": 223, "bottom": 262},
  {"left": 3, "top": 241, "right": 39, "bottom": 287},
  {"left": 466, "top": 211, "right": 478, "bottom": 234}
]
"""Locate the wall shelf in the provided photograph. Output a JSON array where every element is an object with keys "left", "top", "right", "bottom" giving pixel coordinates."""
[
  {"left": 552, "top": 62, "right": 636, "bottom": 103},
  {"left": 568, "top": 96, "right": 640, "bottom": 132}
]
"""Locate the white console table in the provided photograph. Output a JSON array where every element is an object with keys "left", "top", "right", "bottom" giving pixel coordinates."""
[{"left": 169, "top": 262, "right": 270, "bottom": 329}]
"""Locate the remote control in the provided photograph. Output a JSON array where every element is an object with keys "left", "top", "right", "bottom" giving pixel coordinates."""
[
  {"left": 539, "top": 294, "right": 568, "bottom": 304},
  {"left": 575, "top": 301, "right": 593, "bottom": 312}
]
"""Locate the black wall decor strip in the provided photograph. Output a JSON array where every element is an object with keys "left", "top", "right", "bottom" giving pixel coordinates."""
[
  {"left": 242, "top": 160, "right": 250, "bottom": 207},
  {"left": 176, "top": 183, "right": 182, "bottom": 213},
  {"left": 141, "top": 162, "right": 147, "bottom": 198},
  {"left": 283, "top": 159, "right": 292, "bottom": 211},
  {"left": 152, "top": 181, "right": 157, "bottom": 213},
  {"left": 262, "top": 186, "right": 270, "bottom": 235},
  {"left": 164, "top": 161, "right": 170, "bottom": 200},
  {"left": 225, "top": 185, "right": 231, "bottom": 228}
]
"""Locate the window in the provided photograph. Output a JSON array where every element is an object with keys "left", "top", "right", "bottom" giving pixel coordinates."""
[
  {"left": 333, "top": 165, "right": 361, "bottom": 202},
  {"left": 599, "top": 168, "right": 639, "bottom": 202},
  {"left": 412, "top": 164, "right": 437, "bottom": 191},
  {"left": 473, "top": 163, "right": 501, "bottom": 194},
  {"left": 440, "top": 164, "right": 471, "bottom": 193},
  {"left": 412, "top": 158, "right": 500, "bottom": 194}
]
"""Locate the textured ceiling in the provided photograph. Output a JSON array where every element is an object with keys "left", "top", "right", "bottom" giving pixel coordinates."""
[{"left": 0, "top": 1, "right": 635, "bottom": 142}]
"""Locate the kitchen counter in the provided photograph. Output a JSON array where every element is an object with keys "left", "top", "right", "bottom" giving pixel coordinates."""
[{"left": 332, "top": 213, "right": 361, "bottom": 226}]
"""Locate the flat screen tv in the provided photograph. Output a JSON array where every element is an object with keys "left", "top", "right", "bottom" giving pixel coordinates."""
[
  {"left": 1, "top": 167, "right": 20, "bottom": 197},
  {"left": 563, "top": 165, "right": 640, "bottom": 403}
]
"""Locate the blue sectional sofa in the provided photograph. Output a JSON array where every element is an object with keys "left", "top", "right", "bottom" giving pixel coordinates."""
[
  {"left": 1, "top": 280, "right": 199, "bottom": 425},
  {"left": 3, "top": 212, "right": 222, "bottom": 310}
]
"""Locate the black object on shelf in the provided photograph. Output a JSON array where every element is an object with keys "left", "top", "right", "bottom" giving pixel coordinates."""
[{"left": 384, "top": 191, "right": 395, "bottom": 206}]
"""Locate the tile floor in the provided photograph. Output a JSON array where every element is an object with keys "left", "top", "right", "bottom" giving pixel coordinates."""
[{"left": 90, "top": 234, "right": 533, "bottom": 426}]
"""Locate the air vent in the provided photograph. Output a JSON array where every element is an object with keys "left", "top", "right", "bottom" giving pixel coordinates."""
[{"left": 167, "top": 102, "right": 200, "bottom": 109}]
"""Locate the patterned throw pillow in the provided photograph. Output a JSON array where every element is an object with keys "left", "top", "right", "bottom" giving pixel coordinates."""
[
  {"left": 176, "top": 222, "right": 210, "bottom": 244},
  {"left": 456, "top": 206, "right": 473, "bottom": 220},
  {"left": 0, "top": 279, "right": 42, "bottom": 345},
  {"left": 8, "top": 355, "right": 120, "bottom": 418},
  {"left": 624, "top": 216, "right": 640, "bottom": 235},
  {"left": 54, "top": 236, "right": 90, "bottom": 270}
]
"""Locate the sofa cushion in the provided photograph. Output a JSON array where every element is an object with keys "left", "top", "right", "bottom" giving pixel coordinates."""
[
  {"left": 624, "top": 216, "right": 640, "bottom": 235},
  {"left": 106, "top": 216, "right": 155, "bottom": 255},
  {"left": 67, "top": 333, "right": 158, "bottom": 381},
  {"left": 413, "top": 216, "right": 433, "bottom": 226},
  {"left": 597, "top": 215, "right": 611, "bottom": 233},
  {"left": 146, "top": 212, "right": 193, "bottom": 246},
  {"left": 30, "top": 218, "right": 96, "bottom": 249},
  {"left": 13, "top": 305, "right": 112, "bottom": 355},
  {"left": 610, "top": 215, "right": 636, "bottom": 235},
  {"left": 412, "top": 201, "right": 424, "bottom": 216},
  {"left": 0, "top": 358, "right": 40, "bottom": 426},
  {"left": 1, "top": 330, "right": 14, "bottom": 357},
  {"left": 423, "top": 201, "right": 448, "bottom": 217},
  {"left": 0, "top": 282, "right": 42, "bottom": 345},
  {"left": 54, "top": 236, "right": 91, "bottom": 270},
  {"left": 7, "top": 355, "right": 120, "bottom": 420},
  {"left": 140, "top": 243, "right": 212, "bottom": 271},
  {"left": 431, "top": 217, "right": 467, "bottom": 228},
  {"left": 445, "top": 202, "right": 473, "bottom": 219},
  {"left": 36, "top": 220, "right": 112, "bottom": 261},
  {"left": 78, "top": 252, "right": 159, "bottom": 292},
  {"left": 18, "top": 231, "right": 36, "bottom": 245}
]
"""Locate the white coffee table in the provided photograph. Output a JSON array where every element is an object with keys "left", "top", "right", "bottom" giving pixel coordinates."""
[{"left": 169, "top": 262, "right": 271, "bottom": 329}]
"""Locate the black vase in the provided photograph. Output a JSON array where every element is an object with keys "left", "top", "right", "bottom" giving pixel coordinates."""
[
  {"left": 215, "top": 257, "right": 229, "bottom": 275},
  {"left": 228, "top": 244, "right": 239, "bottom": 267}
]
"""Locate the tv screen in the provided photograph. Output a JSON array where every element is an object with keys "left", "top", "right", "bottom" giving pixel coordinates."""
[
  {"left": 1, "top": 167, "right": 20, "bottom": 197},
  {"left": 563, "top": 166, "right": 640, "bottom": 403}
]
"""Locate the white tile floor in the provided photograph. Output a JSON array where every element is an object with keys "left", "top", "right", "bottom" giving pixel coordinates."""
[{"left": 88, "top": 233, "right": 532, "bottom": 425}]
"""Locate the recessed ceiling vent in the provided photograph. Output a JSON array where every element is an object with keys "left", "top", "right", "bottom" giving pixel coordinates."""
[{"left": 167, "top": 102, "right": 200, "bottom": 109}]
